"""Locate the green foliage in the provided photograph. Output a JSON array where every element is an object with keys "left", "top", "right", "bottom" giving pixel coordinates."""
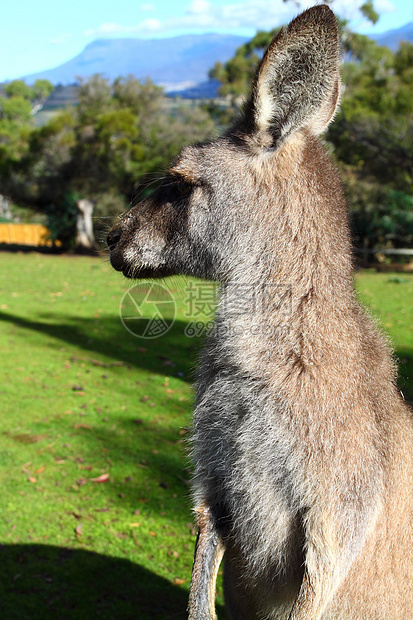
[
  {"left": 0, "top": 120, "right": 32, "bottom": 168},
  {"left": 394, "top": 42, "right": 413, "bottom": 84},
  {"left": 0, "top": 80, "right": 54, "bottom": 125},
  {"left": 93, "top": 190, "right": 129, "bottom": 243},
  {"left": 0, "top": 75, "right": 215, "bottom": 248},
  {"left": 1, "top": 79, "right": 53, "bottom": 111},
  {"left": 210, "top": 1, "right": 378, "bottom": 98},
  {"left": 345, "top": 177, "right": 413, "bottom": 248},
  {"left": 326, "top": 32, "right": 413, "bottom": 247},
  {"left": 32, "top": 79, "right": 54, "bottom": 102},
  {"left": 209, "top": 29, "right": 279, "bottom": 97},
  {"left": 3, "top": 79, "right": 34, "bottom": 100},
  {"left": 378, "top": 191, "right": 413, "bottom": 244},
  {"left": 146, "top": 104, "right": 216, "bottom": 171},
  {"left": 113, "top": 76, "right": 163, "bottom": 118},
  {"left": 45, "top": 191, "right": 78, "bottom": 250},
  {"left": 0, "top": 95, "right": 32, "bottom": 122},
  {"left": 76, "top": 75, "right": 113, "bottom": 125},
  {"left": 0, "top": 79, "right": 54, "bottom": 183},
  {"left": 211, "top": 21, "right": 413, "bottom": 250},
  {"left": 3, "top": 20, "right": 412, "bottom": 254},
  {"left": 360, "top": 1, "right": 379, "bottom": 25}
]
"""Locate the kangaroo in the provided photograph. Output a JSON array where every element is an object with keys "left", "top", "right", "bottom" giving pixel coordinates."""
[{"left": 107, "top": 5, "right": 413, "bottom": 619}]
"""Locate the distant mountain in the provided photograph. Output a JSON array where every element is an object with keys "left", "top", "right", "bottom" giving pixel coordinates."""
[
  {"left": 23, "top": 34, "right": 247, "bottom": 91},
  {"left": 370, "top": 22, "right": 413, "bottom": 51},
  {"left": 167, "top": 78, "right": 222, "bottom": 99},
  {"left": 21, "top": 23, "right": 413, "bottom": 101}
]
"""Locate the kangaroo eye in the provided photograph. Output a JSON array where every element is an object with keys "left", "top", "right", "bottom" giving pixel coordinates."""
[
  {"left": 177, "top": 180, "right": 193, "bottom": 196},
  {"left": 163, "top": 174, "right": 196, "bottom": 202}
]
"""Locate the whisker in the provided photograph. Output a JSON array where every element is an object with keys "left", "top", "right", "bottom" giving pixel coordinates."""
[{"left": 129, "top": 171, "right": 167, "bottom": 206}]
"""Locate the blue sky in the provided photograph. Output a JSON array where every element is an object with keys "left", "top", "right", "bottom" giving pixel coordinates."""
[{"left": 1, "top": 0, "right": 412, "bottom": 82}]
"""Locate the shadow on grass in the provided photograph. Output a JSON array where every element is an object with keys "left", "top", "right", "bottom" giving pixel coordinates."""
[
  {"left": 0, "top": 543, "right": 206, "bottom": 620},
  {"left": 0, "top": 243, "right": 65, "bottom": 255},
  {"left": 0, "top": 308, "right": 201, "bottom": 517},
  {"left": 73, "top": 418, "right": 193, "bottom": 509},
  {"left": 28, "top": 413, "right": 195, "bottom": 515},
  {"left": 0, "top": 310, "right": 412, "bottom": 405},
  {"left": 0, "top": 311, "right": 203, "bottom": 383},
  {"left": 0, "top": 243, "right": 103, "bottom": 256}
]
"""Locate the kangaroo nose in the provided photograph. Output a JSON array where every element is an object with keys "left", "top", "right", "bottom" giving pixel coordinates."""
[{"left": 107, "top": 227, "right": 122, "bottom": 250}]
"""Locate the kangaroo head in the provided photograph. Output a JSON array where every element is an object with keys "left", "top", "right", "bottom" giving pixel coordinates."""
[{"left": 108, "top": 5, "right": 341, "bottom": 282}]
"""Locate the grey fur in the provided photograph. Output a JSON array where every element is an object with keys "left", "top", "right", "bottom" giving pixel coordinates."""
[{"left": 108, "top": 6, "right": 413, "bottom": 618}]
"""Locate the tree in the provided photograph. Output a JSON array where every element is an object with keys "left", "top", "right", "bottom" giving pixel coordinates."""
[
  {"left": 0, "top": 78, "right": 54, "bottom": 192},
  {"left": 3, "top": 80, "right": 34, "bottom": 100},
  {"left": 113, "top": 76, "right": 163, "bottom": 117},
  {"left": 76, "top": 75, "right": 113, "bottom": 125},
  {"left": 360, "top": 1, "right": 379, "bottom": 25},
  {"left": 0, "top": 81, "right": 39, "bottom": 202},
  {"left": 0, "top": 75, "right": 216, "bottom": 251},
  {"left": 2, "top": 78, "right": 54, "bottom": 110},
  {"left": 32, "top": 79, "right": 54, "bottom": 104},
  {"left": 327, "top": 34, "right": 413, "bottom": 248},
  {"left": 209, "top": 29, "right": 279, "bottom": 99},
  {"left": 210, "top": 20, "right": 413, "bottom": 250},
  {"left": 0, "top": 96, "right": 32, "bottom": 123}
]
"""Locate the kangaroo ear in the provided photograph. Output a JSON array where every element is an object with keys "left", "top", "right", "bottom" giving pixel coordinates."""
[{"left": 246, "top": 5, "right": 341, "bottom": 148}]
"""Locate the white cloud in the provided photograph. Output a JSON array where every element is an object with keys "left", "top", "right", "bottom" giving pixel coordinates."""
[
  {"left": 84, "top": 23, "right": 123, "bottom": 35},
  {"left": 140, "top": 3, "right": 155, "bottom": 11},
  {"left": 85, "top": 19, "right": 162, "bottom": 37},
  {"left": 373, "top": 0, "right": 396, "bottom": 14},
  {"left": 186, "top": 0, "right": 212, "bottom": 15},
  {"left": 50, "top": 33, "right": 73, "bottom": 45},
  {"left": 85, "top": 0, "right": 385, "bottom": 40},
  {"left": 84, "top": 0, "right": 296, "bottom": 39},
  {"left": 332, "top": 0, "right": 396, "bottom": 32},
  {"left": 215, "top": 0, "right": 296, "bottom": 29},
  {"left": 169, "top": 0, "right": 297, "bottom": 30},
  {"left": 330, "top": 0, "right": 395, "bottom": 22}
]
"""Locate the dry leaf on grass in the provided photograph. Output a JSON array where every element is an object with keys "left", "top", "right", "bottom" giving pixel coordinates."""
[
  {"left": 90, "top": 473, "right": 110, "bottom": 483},
  {"left": 173, "top": 578, "right": 186, "bottom": 586}
]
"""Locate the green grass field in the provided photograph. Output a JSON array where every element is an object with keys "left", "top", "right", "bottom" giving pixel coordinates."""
[{"left": 0, "top": 252, "right": 412, "bottom": 620}]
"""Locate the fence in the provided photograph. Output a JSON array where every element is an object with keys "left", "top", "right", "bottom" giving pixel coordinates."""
[
  {"left": 354, "top": 248, "right": 413, "bottom": 271},
  {"left": 0, "top": 223, "right": 57, "bottom": 247},
  {"left": 356, "top": 248, "right": 413, "bottom": 260}
]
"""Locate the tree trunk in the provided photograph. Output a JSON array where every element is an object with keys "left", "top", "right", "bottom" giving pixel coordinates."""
[
  {"left": 75, "top": 199, "right": 96, "bottom": 251},
  {"left": 0, "top": 195, "right": 12, "bottom": 221}
]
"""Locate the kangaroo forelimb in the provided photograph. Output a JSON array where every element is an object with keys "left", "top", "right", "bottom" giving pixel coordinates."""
[{"left": 188, "top": 504, "right": 225, "bottom": 620}]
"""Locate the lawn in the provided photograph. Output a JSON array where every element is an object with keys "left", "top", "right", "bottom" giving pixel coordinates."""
[{"left": 0, "top": 252, "right": 412, "bottom": 620}]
